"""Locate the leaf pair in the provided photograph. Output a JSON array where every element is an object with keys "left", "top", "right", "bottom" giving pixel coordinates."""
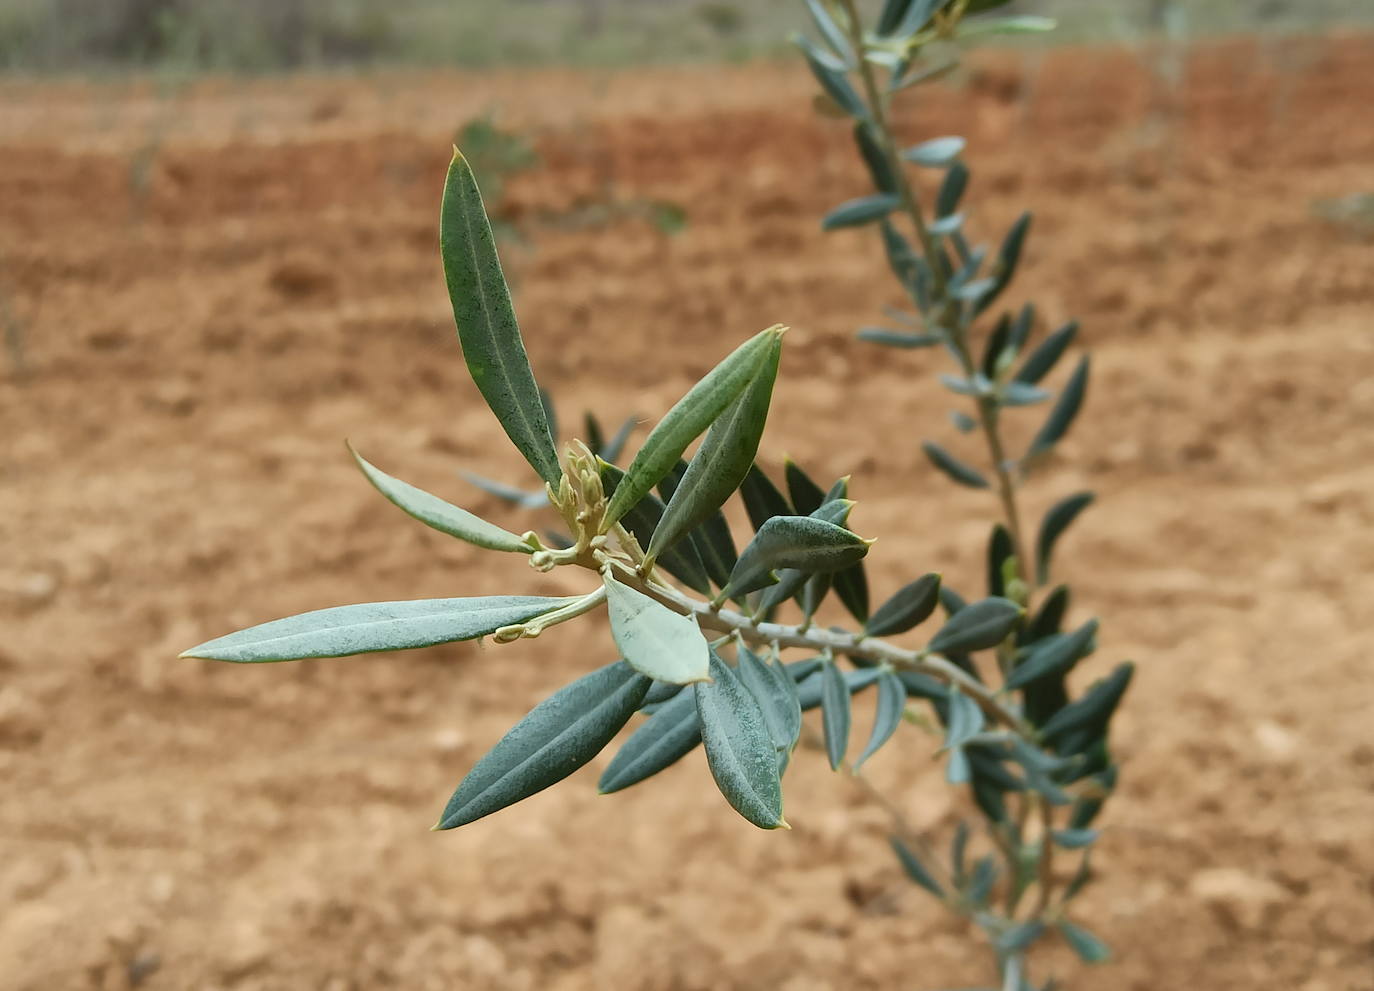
[{"left": 601, "top": 648, "right": 792, "bottom": 830}]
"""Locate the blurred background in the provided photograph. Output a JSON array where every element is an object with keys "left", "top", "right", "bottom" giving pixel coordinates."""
[
  {"left": 3, "top": 2, "right": 1373, "bottom": 990},
  {"left": 0, "top": 0, "right": 1372, "bottom": 70}
]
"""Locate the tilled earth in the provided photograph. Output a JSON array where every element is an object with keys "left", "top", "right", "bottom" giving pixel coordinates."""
[{"left": 2, "top": 35, "right": 1373, "bottom": 991}]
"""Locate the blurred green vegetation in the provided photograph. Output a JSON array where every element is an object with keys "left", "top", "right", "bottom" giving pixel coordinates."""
[{"left": 3, "top": 0, "right": 1372, "bottom": 74}]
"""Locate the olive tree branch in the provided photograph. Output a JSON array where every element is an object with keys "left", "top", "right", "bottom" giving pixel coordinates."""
[{"left": 837, "top": 0, "right": 1033, "bottom": 594}]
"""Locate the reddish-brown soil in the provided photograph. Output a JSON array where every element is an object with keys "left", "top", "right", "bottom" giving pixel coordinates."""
[{"left": 3, "top": 35, "right": 1373, "bottom": 991}]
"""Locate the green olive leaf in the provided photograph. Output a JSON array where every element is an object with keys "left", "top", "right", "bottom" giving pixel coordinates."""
[
  {"left": 603, "top": 571, "right": 711, "bottom": 685},
  {"left": 350, "top": 445, "right": 534, "bottom": 554},
  {"left": 436, "top": 661, "right": 651, "bottom": 829},
  {"left": 440, "top": 149, "right": 561, "bottom": 486},
  {"left": 889, "top": 835, "right": 945, "bottom": 897},
  {"left": 1027, "top": 355, "right": 1090, "bottom": 460},
  {"left": 181, "top": 595, "right": 577, "bottom": 663},
  {"left": 724, "top": 515, "right": 872, "bottom": 599},
  {"left": 598, "top": 686, "right": 702, "bottom": 793},
  {"left": 1036, "top": 491, "right": 1095, "bottom": 584},
  {"left": 648, "top": 333, "right": 780, "bottom": 567},
  {"left": 866, "top": 573, "right": 942, "bottom": 637},
  {"left": 928, "top": 596, "right": 1022, "bottom": 655},
  {"left": 604, "top": 326, "right": 783, "bottom": 528},
  {"left": 820, "top": 659, "right": 851, "bottom": 770},
  {"left": 853, "top": 670, "right": 908, "bottom": 770},
  {"left": 695, "top": 651, "right": 787, "bottom": 829},
  {"left": 922, "top": 440, "right": 990, "bottom": 489}
]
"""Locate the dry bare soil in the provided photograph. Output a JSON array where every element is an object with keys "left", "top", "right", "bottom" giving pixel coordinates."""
[{"left": 2, "top": 35, "right": 1373, "bottom": 991}]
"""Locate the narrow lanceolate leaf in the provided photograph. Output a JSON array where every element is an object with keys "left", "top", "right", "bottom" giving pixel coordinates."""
[
  {"left": 854, "top": 670, "right": 908, "bottom": 769},
  {"left": 182, "top": 595, "right": 575, "bottom": 663},
  {"left": 784, "top": 459, "right": 827, "bottom": 516},
  {"left": 1058, "top": 920, "right": 1111, "bottom": 964},
  {"left": 436, "top": 661, "right": 650, "bottom": 828},
  {"left": 1027, "top": 355, "right": 1090, "bottom": 460},
  {"left": 895, "top": 0, "right": 942, "bottom": 35},
  {"left": 696, "top": 652, "right": 787, "bottom": 829},
  {"left": 605, "top": 327, "right": 782, "bottom": 527},
  {"left": 1006, "top": 619, "right": 1098, "bottom": 691},
  {"left": 600, "top": 415, "right": 638, "bottom": 464},
  {"left": 992, "top": 211, "right": 1032, "bottom": 290},
  {"left": 858, "top": 328, "right": 942, "bottom": 349},
  {"left": 1025, "top": 584, "right": 1070, "bottom": 643},
  {"left": 740, "top": 464, "right": 792, "bottom": 532},
  {"left": 958, "top": 15, "right": 1057, "bottom": 38},
  {"left": 903, "top": 136, "right": 965, "bottom": 168},
  {"left": 822, "top": 193, "right": 901, "bottom": 231},
  {"left": 737, "top": 644, "right": 803, "bottom": 769},
  {"left": 441, "top": 150, "right": 561, "bottom": 486},
  {"left": 1052, "top": 828, "right": 1099, "bottom": 850},
  {"left": 1015, "top": 319, "right": 1078, "bottom": 385},
  {"left": 999, "top": 921, "right": 1046, "bottom": 955},
  {"left": 598, "top": 686, "right": 702, "bottom": 793},
  {"left": 1040, "top": 662, "right": 1134, "bottom": 749},
  {"left": 876, "top": 0, "right": 916, "bottom": 35},
  {"left": 889, "top": 836, "right": 945, "bottom": 897},
  {"left": 820, "top": 661, "right": 851, "bottom": 770},
  {"left": 649, "top": 335, "right": 780, "bottom": 566},
  {"left": 805, "top": 0, "right": 855, "bottom": 64},
  {"left": 928, "top": 597, "right": 1022, "bottom": 655},
  {"left": 854, "top": 121, "right": 898, "bottom": 193},
  {"left": 936, "top": 161, "right": 969, "bottom": 217},
  {"left": 603, "top": 572, "right": 711, "bottom": 684},
  {"left": 1037, "top": 491, "right": 1095, "bottom": 584},
  {"left": 922, "top": 441, "right": 990, "bottom": 490},
  {"left": 725, "top": 516, "right": 872, "bottom": 598},
  {"left": 866, "top": 573, "right": 942, "bottom": 637},
  {"left": 459, "top": 470, "right": 549, "bottom": 510},
  {"left": 795, "top": 35, "right": 867, "bottom": 119},
  {"left": 987, "top": 524, "right": 1014, "bottom": 599},
  {"left": 350, "top": 446, "right": 533, "bottom": 554},
  {"left": 943, "top": 684, "right": 985, "bottom": 750}
]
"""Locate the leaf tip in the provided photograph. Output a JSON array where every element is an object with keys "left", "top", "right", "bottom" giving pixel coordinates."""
[{"left": 774, "top": 816, "right": 792, "bottom": 831}]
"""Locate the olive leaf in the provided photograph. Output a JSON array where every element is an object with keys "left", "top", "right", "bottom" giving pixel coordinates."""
[
  {"left": 436, "top": 661, "right": 651, "bottom": 829},
  {"left": 350, "top": 445, "right": 534, "bottom": 554},
  {"left": 605, "top": 326, "right": 782, "bottom": 528},
  {"left": 820, "top": 660, "right": 851, "bottom": 770},
  {"left": 890, "top": 835, "right": 945, "bottom": 897},
  {"left": 866, "top": 573, "right": 942, "bottom": 637},
  {"left": 1058, "top": 920, "right": 1111, "bottom": 963},
  {"left": 1036, "top": 491, "right": 1095, "bottom": 584},
  {"left": 441, "top": 149, "right": 561, "bottom": 487},
  {"left": 853, "top": 670, "right": 908, "bottom": 769},
  {"left": 822, "top": 193, "right": 902, "bottom": 230},
  {"left": 603, "top": 571, "right": 711, "bottom": 685},
  {"left": 736, "top": 644, "right": 803, "bottom": 771},
  {"left": 598, "top": 685, "right": 702, "bottom": 793},
  {"left": 723, "top": 515, "right": 872, "bottom": 599},
  {"left": 181, "top": 595, "right": 577, "bottom": 663},
  {"left": 922, "top": 441, "right": 990, "bottom": 489},
  {"left": 795, "top": 34, "right": 867, "bottom": 118},
  {"left": 696, "top": 651, "right": 787, "bottom": 829},
  {"left": 648, "top": 334, "right": 781, "bottom": 567},
  {"left": 1015, "top": 319, "right": 1079, "bottom": 385},
  {"left": 928, "top": 597, "right": 1022, "bottom": 655},
  {"left": 740, "top": 463, "right": 792, "bottom": 531},
  {"left": 1006, "top": 619, "right": 1098, "bottom": 691},
  {"left": 1027, "top": 355, "right": 1090, "bottom": 460},
  {"left": 903, "top": 135, "right": 965, "bottom": 168}
]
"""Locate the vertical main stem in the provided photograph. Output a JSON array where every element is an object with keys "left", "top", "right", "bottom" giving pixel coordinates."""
[
  {"left": 835, "top": 0, "right": 1055, "bottom": 958},
  {"left": 837, "top": 0, "right": 1033, "bottom": 594}
]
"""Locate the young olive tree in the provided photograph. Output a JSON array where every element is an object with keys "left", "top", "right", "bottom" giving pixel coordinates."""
[{"left": 183, "top": 2, "right": 1130, "bottom": 986}]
